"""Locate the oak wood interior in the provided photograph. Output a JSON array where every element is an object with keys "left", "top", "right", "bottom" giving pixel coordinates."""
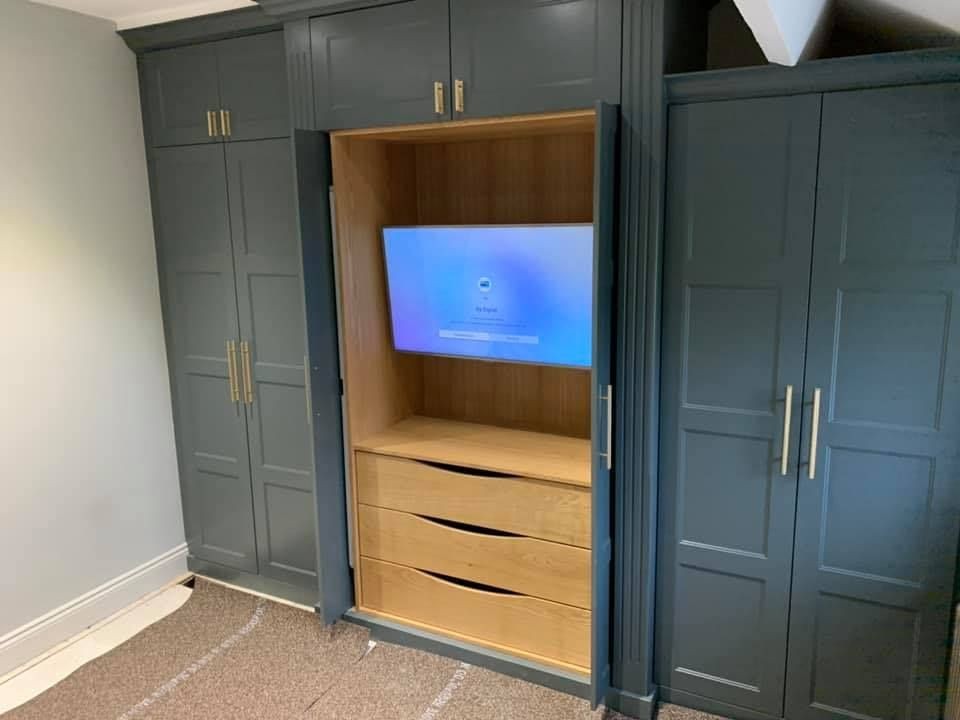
[
  {"left": 355, "top": 416, "right": 590, "bottom": 487},
  {"left": 331, "top": 109, "right": 595, "bottom": 142},
  {"left": 358, "top": 504, "right": 591, "bottom": 608},
  {"left": 360, "top": 557, "right": 591, "bottom": 671},
  {"left": 355, "top": 450, "right": 592, "bottom": 548},
  {"left": 331, "top": 117, "right": 595, "bottom": 444},
  {"left": 330, "top": 114, "right": 597, "bottom": 665}
]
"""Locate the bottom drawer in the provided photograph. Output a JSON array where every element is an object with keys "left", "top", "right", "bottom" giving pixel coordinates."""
[{"left": 360, "top": 557, "right": 590, "bottom": 670}]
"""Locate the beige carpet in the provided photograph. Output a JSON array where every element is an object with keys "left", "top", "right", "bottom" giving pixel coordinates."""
[{"left": 3, "top": 579, "right": 724, "bottom": 719}]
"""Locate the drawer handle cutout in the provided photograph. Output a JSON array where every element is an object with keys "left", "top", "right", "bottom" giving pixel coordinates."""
[
  {"left": 418, "top": 568, "right": 521, "bottom": 597},
  {"left": 416, "top": 514, "right": 522, "bottom": 538},
  {"left": 416, "top": 459, "right": 516, "bottom": 479}
]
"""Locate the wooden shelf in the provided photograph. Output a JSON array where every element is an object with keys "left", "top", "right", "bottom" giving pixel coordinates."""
[{"left": 355, "top": 415, "right": 591, "bottom": 488}]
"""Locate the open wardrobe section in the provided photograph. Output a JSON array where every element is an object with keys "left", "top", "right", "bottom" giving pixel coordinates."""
[
  {"left": 293, "top": 107, "right": 618, "bottom": 704},
  {"left": 655, "top": 80, "right": 960, "bottom": 720}
]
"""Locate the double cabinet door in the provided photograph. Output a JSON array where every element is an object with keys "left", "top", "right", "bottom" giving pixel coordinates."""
[
  {"left": 152, "top": 139, "right": 318, "bottom": 592},
  {"left": 143, "top": 31, "right": 289, "bottom": 146},
  {"left": 657, "top": 83, "right": 960, "bottom": 720},
  {"left": 308, "top": 0, "right": 621, "bottom": 129}
]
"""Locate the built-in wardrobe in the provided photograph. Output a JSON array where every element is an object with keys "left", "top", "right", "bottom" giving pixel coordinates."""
[
  {"left": 143, "top": 31, "right": 331, "bottom": 605},
  {"left": 656, "top": 79, "right": 960, "bottom": 720}
]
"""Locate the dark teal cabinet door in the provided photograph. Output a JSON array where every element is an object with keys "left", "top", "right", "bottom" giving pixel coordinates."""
[
  {"left": 785, "top": 83, "right": 960, "bottom": 720},
  {"left": 657, "top": 95, "right": 822, "bottom": 716},
  {"left": 590, "top": 101, "right": 618, "bottom": 708},
  {"left": 218, "top": 32, "right": 290, "bottom": 141},
  {"left": 449, "top": 0, "right": 620, "bottom": 119},
  {"left": 310, "top": 0, "right": 450, "bottom": 129},
  {"left": 143, "top": 43, "right": 220, "bottom": 147},
  {"left": 153, "top": 144, "right": 258, "bottom": 573},
  {"left": 226, "top": 139, "right": 316, "bottom": 593}
]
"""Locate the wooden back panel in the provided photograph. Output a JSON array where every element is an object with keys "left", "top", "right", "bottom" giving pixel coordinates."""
[{"left": 414, "top": 131, "right": 595, "bottom": 438}]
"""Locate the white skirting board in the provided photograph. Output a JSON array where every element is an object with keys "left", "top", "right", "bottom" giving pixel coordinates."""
[
  {"left": 0, "top": 544, "right": 188, "bottom": 677},
  {"left": 949, "top": 604, "right": 960, "bottom": 720}
]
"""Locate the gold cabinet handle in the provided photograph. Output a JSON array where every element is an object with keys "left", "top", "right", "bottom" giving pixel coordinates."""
[
  {"left": 240, "top": 341, "right": 254, "bottom": 405},
  {"left": 207, "top": 110, "right": 216, "bottom": 137},
  {"left": 808, "top": 387, "right": 822, "bottom": 479},
  {"left": 220, "top": 109, "right": 231, "bottom": 138},
  {"left": 454, "top": 79, "right": 464, "bottom": 113},
  {"left": 226, "top": 340, "right": 240, "bottom": 403},
  {"left": 780, "top": 384, "right": 793, "bottom": 476},
  {"left": 433, "top": 81, "right": 444, "bottom": 115}
]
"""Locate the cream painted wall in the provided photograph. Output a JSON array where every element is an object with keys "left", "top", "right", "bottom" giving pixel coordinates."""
[{"left": 0, "top": 0, "right": 185, "bottom": 645}]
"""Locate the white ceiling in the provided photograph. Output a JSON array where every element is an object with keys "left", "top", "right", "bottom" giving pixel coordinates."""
[
  {"left": 28, "top": 0, "right": 960, "bottom": 54},
  {"left": 30, "top": 0, "right": 255, "bottom": 30}
]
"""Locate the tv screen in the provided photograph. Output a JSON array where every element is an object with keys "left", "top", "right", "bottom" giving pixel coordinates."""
[{"left": 382, "top": 224, "right": 593, "bottom": 368}]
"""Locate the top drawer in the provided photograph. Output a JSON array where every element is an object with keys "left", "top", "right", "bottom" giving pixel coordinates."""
[{"left": 355, "top": 452, "right": 590, "bottom": 548}]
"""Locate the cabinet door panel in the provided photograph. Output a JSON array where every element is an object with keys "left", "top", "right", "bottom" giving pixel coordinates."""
[
  {"left": 143, "top": 44, "right": 220, "bottom": 147},
  {"left": 589, "top": 101, "right": 618, "bottom": 708},
  {"left": 218, "top": 32, "right": 290, "bottom": 142},
  {"left": 656, "top": 95, "right": 822, "bottom": 716},
  {"left": 450, "top": 0, "right": 620, "bottom": 119},
  {"left": 226, "top": 139, "right": 317, "bottom": 592},
  {"left": 785, "top": 83, "right": 960, "bottom": 720},
  {"left": 310, "top": 0, "right": 450, "bottom": 129},
  {"left": 153, "top": 145, "right": 257, "bottom": 572}
]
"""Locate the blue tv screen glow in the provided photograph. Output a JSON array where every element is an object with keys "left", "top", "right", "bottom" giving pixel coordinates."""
[{"left": 382, "top": 224, "right": 594, "bottom": 368}]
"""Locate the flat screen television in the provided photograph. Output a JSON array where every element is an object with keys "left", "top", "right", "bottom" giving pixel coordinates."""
[{"left": 382, "top": 224, "right": 594, "bottom": 368}]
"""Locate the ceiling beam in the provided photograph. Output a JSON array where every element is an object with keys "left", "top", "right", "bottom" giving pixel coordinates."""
[{"left": 733, "top": 0, "right": 832, "bottom": 65}]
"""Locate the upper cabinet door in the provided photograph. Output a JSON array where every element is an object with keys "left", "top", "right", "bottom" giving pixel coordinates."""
[
  {"left": 310, "top": 0, "right": 451, "bottom": 130},
  {"left": 217, "top": 32, "right": 290, "bottom": 142},
  {"left": 785, "top": 82, "right": 960, "bottom": 720},
  {"left": 143, "top": 43, "right": 221, "bottom": 147},
  {"left": 449, "top": 0, "right": 621, "bottom": 119}
]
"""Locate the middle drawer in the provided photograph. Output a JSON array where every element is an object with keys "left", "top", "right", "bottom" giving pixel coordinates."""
[{"left": 358, "top": 504, "right": 591, "bottom": 609}]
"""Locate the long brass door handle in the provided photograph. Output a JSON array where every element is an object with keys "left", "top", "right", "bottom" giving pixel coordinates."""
[
  {"left": 599, "top": 384, "right": 613, "bottom": 471},
  {"left": 433, "top": 81, "right": 444, "bottom": 115},
  {"left": 808, "top": 387, "right": 822, "bottom": 479},
  {"left": 454, "top": 79, "right": 464, "bottom": 113},
  {"left": 219, "top": 109, "right": 231, "bottom": 138},
  {"left": 207, "top": 110, "right": 215, "bottom": 137},
  {"left": 780, "top": 384, "right": 793, "bottom": 476},
  {"left": 226, "top": 340, "right": 240, "bottom": 403},
  {"left": 240, "top": 341, "right": 254, "bottom": 405}
]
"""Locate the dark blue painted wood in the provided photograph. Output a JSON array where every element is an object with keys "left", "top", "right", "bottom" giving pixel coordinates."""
[
  {"left": 227, "top": 138, "right": 315, "bottom": 592},
  {"left": 590, "top": 101, "right": 618, "bottom": 709},
  {"left": 257, "top": 0, "right": 408, "bottom": 16},
  {"left": 785, "top": 82, "right": 960, "bottom": 720},
  {"left": 666, "top": 46, "right": 960, "bottom": 104},
  {"left": 152, "top": 144, "right": 258, "bottom": 574},
  {"left": 309, "top": 0, "right": 450, "bottom": 130},
  {"left": 217, "top": 31, "right": 290, "bottom": 140},
  {"left": 284, "top": 19, "right": 315, "bottom": 131},
  {"left": 657, "top": 94, "right": 822, "bottom": 717},
  {"left": 448, "top": 0, "right": 620, "bottom": 119},
  {"left": 143, "top": 43, "right": 221, "bottom": 147},
  {"left": 121, "top": 7, "right": 279, "bottom": 54},
  {"left": 610, "top": 1, "right": 665, "bottom": 709},
  {"left": 292, "top": 129, "right": 353, "bottom": 623}
]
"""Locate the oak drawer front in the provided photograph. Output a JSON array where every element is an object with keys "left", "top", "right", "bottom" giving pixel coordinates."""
[
  {"left": 358, "top": 504, "right": 590, "bottom": 608},
  {"left": 355, "top": 452, "right": 590, "bottom": 548},
  {"left": 360, "top": 557, "right": 590, "bottom": 669}
]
